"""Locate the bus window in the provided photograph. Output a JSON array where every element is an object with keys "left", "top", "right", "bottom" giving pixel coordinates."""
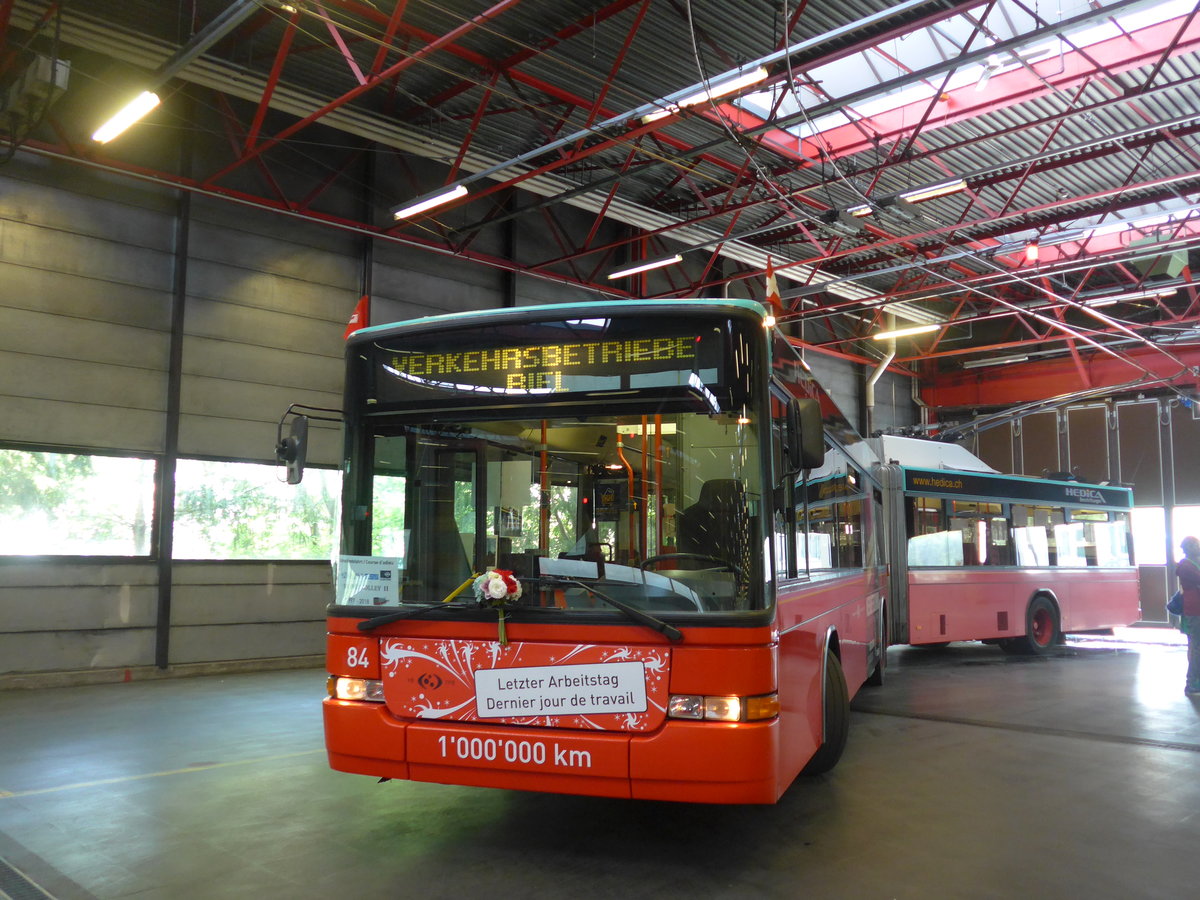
[
  {"left": 906, "top": 497, "right": 961, "bottom": 566},
  {"left": 356, "top": 410, "right": 762, "bottom": 612},
  {"left": 370, "top": 435, "right": 408, "bottom": 557},
  {"left": 798, "top": 471, "right": 865, "bottom": 569},
  {"left": 1069, "top": 509, "right": 1132, "bottom": 567},
  {"left": 1012, "top": 504, "right": 1067, "bottom": 566},
  {"left": 905, "top": 497, "right": 1010, "bottom": 566},
  {"left": 949, "top": 501, "right": 1004, "bottom": 566}
]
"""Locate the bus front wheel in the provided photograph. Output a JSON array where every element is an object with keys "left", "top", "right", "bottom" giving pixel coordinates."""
[
  {"left": 801, "top": 650, "right": 850, "bottom": 776},
  {"left": 1001, "top": 596, "right": 1061, "bottom": 655}
]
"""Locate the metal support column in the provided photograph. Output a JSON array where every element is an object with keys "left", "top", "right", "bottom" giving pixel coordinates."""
[{"left": 154, "top": 91, "right": 192, "bottom": 669}]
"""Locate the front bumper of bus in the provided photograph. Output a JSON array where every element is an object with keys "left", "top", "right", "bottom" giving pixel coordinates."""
[{"left": 323, "top": 697, "right": 782, "bottom": 804}]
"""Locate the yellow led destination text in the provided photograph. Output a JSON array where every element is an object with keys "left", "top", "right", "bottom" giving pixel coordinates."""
[{"left": 391, "top": 337, "right": 697, "bottom": 392}]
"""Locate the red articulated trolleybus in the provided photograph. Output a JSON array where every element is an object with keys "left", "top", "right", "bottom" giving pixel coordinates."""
[
  {"left": 308, "top": 299, "right": 885, "bottom": 805},
  {"left": 871, "top": 435, "right": 1139, "bottom": 654}
]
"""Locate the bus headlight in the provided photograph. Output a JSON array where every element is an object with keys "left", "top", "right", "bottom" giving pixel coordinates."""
[
  {"left": 668, "top": 693, "right": 778, "bottom": 722},
  {"left": 327, "top": 676, "right": 385, "bottom": 702}
]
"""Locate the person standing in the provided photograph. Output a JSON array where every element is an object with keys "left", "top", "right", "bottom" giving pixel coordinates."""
[{"left": 1175, "top": 535, "right": 1200, "bottom": 695}]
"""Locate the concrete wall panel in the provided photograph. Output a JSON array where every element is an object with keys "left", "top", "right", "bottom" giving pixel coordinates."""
[
  {"left": 1, "top": 588, "right": 158, "bottom": 632},
  {"left": 0, "top": 261, "right": 172, "bottom": 329},
  {"left": 0, "top": 629, "right": 156, "bottom": 673},
  {"left": 2, "top": 352, "right": 165, "bottom": 411},
  {"left": 168, "top": 622, "right": 324, "bottom": 664},
  {"left": 0, "top": 396, "right": 165, "bottom": 451},
  {"left": 0, "top": 171, "right": 175, "bottom": 245},
  {"left": 0, "top": 306, "right": 168, "bottom": 370}
]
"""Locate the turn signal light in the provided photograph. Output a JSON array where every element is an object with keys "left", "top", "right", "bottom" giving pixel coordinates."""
[
  {"left": 667, "top": 693, "right": 778, "bottom": 722},
  {"left": 327, "top": 676, "right": 385, "bottom": 702}
]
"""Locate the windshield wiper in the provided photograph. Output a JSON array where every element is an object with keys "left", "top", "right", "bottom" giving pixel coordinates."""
[
  {"left": 532, "top": 576, "right": 684, "bottom": 643},
  {"left": 356, "top": 601, "right": 474, "bottom": 631},
  {"left": 356, "top": 580, "right": 684, "bottom": 643}
]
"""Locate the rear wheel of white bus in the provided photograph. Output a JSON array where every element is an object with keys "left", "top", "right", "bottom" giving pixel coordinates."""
[{"left": 1001, "top": 595, "right": 1061, "bottom": 656}]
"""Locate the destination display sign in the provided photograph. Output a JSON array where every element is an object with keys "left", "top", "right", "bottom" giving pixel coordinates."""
[
  {"left": 366, "top": 316, "right": 746, "bottom": 407},
  {"left": 903, "top": 467, "right": 1132, "bottom": 508},
  {"left": 387, "top": 336, "right": 702, "bottom": 393}
]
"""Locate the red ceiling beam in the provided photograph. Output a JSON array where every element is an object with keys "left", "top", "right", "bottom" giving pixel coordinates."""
[
  {"left": 368, "top": 0, "right": 408, "bottom": 77},
  {"left": 921, "top": 341, "right": 1200, "bottom": 410},
  {"left": 243, "top": 9, "right": 299, "bottom": 153},
  {"left": 201, "top": 0, "right": 525, "bottom": 187}
]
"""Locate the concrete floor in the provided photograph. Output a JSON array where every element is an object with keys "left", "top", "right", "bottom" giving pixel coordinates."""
[{"left": 1, "top": 631, "right": 1197, "bottom": 900}]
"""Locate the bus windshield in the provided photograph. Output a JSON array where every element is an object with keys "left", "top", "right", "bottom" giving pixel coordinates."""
[{"left": 336, "top": 309, "right": 769, "bottom": 616}]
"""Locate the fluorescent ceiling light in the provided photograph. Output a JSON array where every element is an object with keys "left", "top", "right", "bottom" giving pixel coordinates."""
[
  {"left": 847, "top": 204, "right": 873, "bottom": 217},
  {"left": 873, "top": 323, "right": 940, "bottom": 340},
  {"left": 392, "top": 184, "right": 469, "bottom": 219},
  {"left": 962, "top": 354, "right": 1029, "bottom": 369},
  {"left": 617, "top": 422, "right": 678, "bottom": 435},
  {"left": 92, "top": 90, "right": 161, "bottom": 143},
  {"left": 820, "top": 209, "right": 865, "bottom": 234},
  {"left": 899, "top": 178, "right": 967, "bottom": 203},
  {"left": 642, "top": 67, "right": 769, "bottom": 123},
  {"left": 1079, "top": 285, "right": 1182, "bottom": 306},
  {"left": 607, "top": 254, "right": 683, "bottom": 280}
]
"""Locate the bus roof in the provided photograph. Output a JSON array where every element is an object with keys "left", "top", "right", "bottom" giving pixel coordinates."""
[
  {"left": 349, "top": 298, "right": 770, "bottom": 341},
  {"left": 872, "top": 435, "right": 998, "bottom": 473}
]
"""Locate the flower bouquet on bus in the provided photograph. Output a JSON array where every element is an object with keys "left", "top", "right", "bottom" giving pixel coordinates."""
[{"left": 472, "top": 569, "right": 523, "bottom": 644}]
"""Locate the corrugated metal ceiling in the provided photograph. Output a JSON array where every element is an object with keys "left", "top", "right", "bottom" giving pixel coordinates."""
[{"left": 3, "top": 0, "right": 1199, "bottom": 409}]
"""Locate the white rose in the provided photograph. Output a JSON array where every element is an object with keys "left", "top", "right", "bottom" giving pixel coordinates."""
[{"left": 486, "top": 577, "right": 508, "bottom": 599}]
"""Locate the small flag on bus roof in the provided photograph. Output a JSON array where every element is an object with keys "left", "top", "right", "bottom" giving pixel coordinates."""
[
  {"left": 344, "top": 294, "right": 369, "bottom": 341},
  {"left": 764, "top": 258, "right": 783, "bottom": 316}
]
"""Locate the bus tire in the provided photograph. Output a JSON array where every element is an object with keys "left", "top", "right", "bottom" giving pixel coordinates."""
[
  {"left": 802, "top": 650, "right": 850, "bottom": 776},
  {"left": 1003, "top": 596, "right": 1061, "bottom": 655}
]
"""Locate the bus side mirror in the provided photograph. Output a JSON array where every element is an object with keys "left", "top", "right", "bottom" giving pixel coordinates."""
[
  {"left": 276, "top": 415, "right": 309, "bottom": 485},
  {"left": 787, "top": 398, "right": 824, "bottom": 471}
]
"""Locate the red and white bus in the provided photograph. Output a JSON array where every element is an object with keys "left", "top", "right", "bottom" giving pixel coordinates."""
[
  {"left": 872, "top": 435, "right": 1138, "bottom": 653},
  {"left": 312, "top": 299, "right": 885, "bottom": 804}
]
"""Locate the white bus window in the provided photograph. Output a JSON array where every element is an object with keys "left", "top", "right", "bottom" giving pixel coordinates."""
[
  {"left": 1014, "top": 525, "right": 1050, "bottom": 566},
  {"left": 908, "top": 530, "right": 965, "bottom": 566},
  {"left": 799, "top": 531, "right": 834, "bottom": 569},
  {"left": 1090, "top": 519, "right": 1131, "bottom": 567},
  {"left": 1053, "top": 522, "right": 1088, "bottom": 567}
]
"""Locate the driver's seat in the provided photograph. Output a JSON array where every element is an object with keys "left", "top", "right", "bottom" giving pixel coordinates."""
[{"left": 677, "top": 479, "right": 750, "bottom": 575}]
